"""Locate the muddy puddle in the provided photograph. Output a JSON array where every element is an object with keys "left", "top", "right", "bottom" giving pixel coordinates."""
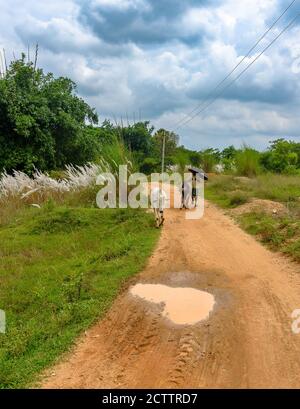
[{"left": 130, "top": 283, "right": 215, "bottom": 325}]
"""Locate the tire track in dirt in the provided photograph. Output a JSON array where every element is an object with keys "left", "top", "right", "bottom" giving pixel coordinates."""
[{"left": 40, "top": 199, "right": 300, "bottom": 389}]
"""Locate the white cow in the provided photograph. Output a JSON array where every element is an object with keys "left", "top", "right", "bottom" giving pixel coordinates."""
[{"left": 151, "top": 186, "right": 167, "bottom": 228}]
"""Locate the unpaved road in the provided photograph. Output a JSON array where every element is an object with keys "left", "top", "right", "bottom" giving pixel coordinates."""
[{"left": 42, "top": 200, "right": 300, "bottom": 388}]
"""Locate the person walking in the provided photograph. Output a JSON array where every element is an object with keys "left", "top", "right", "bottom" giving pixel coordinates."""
[{"left": 181, "top": 179, "right": 191, "bottom": 209}]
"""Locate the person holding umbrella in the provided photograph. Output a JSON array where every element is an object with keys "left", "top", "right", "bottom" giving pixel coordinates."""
[{"left": 188, "top": 167, "right": 208, "bottom": 208}]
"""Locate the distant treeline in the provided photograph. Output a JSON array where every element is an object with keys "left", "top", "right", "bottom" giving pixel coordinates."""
[
  {"left": 191, "top": 140, "right": 300, "bottom": 176},
  {"left": 0, "top": 55, "right": 299, "bottom": 177}
]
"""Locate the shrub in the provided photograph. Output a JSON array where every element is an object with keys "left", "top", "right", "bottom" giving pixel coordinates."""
[
  {"left": 199, "top": 149, "right": 219, "bottom": 173},
  {"left": 235, "top": 146, "right": 260, "bottom": 177},
  {"left": 140, "top": 157, "right": 160, "bottom": 174},
  {"left": 228, "top": 191, "right": 249, "bottom": 207}
]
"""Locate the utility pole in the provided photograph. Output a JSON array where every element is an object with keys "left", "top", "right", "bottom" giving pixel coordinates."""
[
  {"left": 2, "top": 48, "right": 7, "bottom": 73},
  {"left": 161, "top": 130, "right": 166, "bottom": 174},
  {"left": 0, "top": 51, "right": 3, "bottom": 78},
  {"left": 157, "top": 129, "right": 166, "bottom": 227},
  {"left": 34, "top": 44, "right": 39, "bottom": 71}
]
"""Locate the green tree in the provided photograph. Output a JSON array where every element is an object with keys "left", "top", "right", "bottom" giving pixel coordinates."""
[
  {"left": 221, "top": 145, "right": 237, "bottom": 171},
  {"left": 188, "top": 150, "right": 201, "bottom": 167},
  {"left": 0, "top": 55, "right": 98, "bottom": 173},
  {"left": 121, "top": 121, "right": 154, "bottom": 155},
  {"left": 260, "top": 139, "right": 300, "bottom": 173},
  {"left": 139, "top": 157, "right": 160, "bottom": 174},
  {"left": 199, "top": 148, "right": 220, "bottom": 173},
  {"left": 152, "top": 129, "right": 179, "bottom": 159}
]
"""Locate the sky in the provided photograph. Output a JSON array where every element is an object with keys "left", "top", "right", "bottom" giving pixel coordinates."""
[{"left": 0, "top": 0, "right": 300, "bottom": 151}]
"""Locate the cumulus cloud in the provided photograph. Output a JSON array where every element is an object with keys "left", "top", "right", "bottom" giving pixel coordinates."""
[
  {"left": 78, "top": 0, "right": 220, "bottom": 45},
  {"left": 1, "top": 0, "right": 299, "bottom": 149}
]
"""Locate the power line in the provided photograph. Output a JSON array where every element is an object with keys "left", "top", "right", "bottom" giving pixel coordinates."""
[
  {"left": 176, "top": 13, "right": 300, "bottom": 130},
  {"left": 178, "top": 14, "right": 300, "bottom": 129},
  {"left": 174, "top": 0, "right": 298, "bottom": 129}
]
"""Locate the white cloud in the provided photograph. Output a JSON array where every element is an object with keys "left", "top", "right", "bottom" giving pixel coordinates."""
[
  {"left": 90, "top": 0, "right": 149, "bottom": 10},
  {"left": 0, "top": 0, "right": 299, "bottom": 149}
]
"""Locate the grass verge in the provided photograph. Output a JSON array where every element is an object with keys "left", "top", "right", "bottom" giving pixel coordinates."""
[
  {"left": 238, "top": 212, "right": 300, "bottom": 262},
  {"left": 205, "top": 174, "right": 300, "bottom": 262},
  {"left": 205, "top": 174, "right": 300, "bottom": 207},
  {"left": 0, "top": 205, "right": 159, "bottom": 388}
]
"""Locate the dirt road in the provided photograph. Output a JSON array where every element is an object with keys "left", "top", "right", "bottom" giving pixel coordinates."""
[{"left": 42, "top": 200, "right": 300, "bottom": 388}]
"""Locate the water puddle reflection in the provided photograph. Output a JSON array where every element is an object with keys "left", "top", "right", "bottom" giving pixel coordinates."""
[{"left": 130, "top": 283, "right": 215, "bottom": 325}]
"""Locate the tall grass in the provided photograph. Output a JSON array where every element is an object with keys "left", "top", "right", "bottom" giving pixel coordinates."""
[
  {"left": 207, "top": 174, "right": 300, "bottom": 205},
  {"left": 201, "top": 152, "right": 216, "bottom": 173},
  {"left": 206, "top": 173, "right": 300, "bottom": 223},
  {"left": 0, "top": 137, "right": 135, "bottom": 225},
  {"left": 235, "top": 146, "right": 260, "bottom": 177},
  {"left": 99, "top": 134, "right": 136, "bottom": 175},
  {"left": 255, "top": 174, "right": 300, "bottom": 203},
  {"left": 0, "top": 164, "right": 102, "bottom": 223}
]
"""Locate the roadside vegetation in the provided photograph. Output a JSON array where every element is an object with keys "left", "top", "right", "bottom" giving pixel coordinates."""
[
  {"left": 206, "top": 174, "right": 300, "bottom": 262},
  {"left": 0, "top": 56, "right": 164, "bottom": 389},
  {"left": 0, "top": 199, "right": 159, "bottom": 388},
  {"left": 1, "top": 52, "right": 300, "bottom": 389},
  {"left": 201, "top": 140, "right": 300, "bottom": 263}
]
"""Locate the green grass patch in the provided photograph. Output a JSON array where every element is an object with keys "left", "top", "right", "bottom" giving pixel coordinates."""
[
  {"left": 0, "top": 206, "right": 159, "bottom": 388},
  {"left": 238, "top": 212, "right": 300, "bottom": 262},
  {"left": 206, "top": 174, "right": 300, "bottom": 208},
  {"left": 205, "top": 174, "right": 300, "bottom": 262},
  {"left": 205, "top": 178, "right": 250, "bottom": 208}
]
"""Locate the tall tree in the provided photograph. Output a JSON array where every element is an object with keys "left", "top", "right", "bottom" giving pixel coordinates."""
[
  {"left": 0, "top": 54, "right": 98, "bottom": 173},
  {"left": 152, "top": 129, "right": 179, "bottom": 159}
]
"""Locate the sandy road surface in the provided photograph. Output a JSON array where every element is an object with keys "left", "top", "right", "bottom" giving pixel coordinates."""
[{"left": 42, "top": 200, "right": 300, "bottom": 388}]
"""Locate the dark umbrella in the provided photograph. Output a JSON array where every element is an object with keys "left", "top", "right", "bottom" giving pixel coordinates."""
[{"left": 188, "top": 167, "right": 208, "bottom": 180}]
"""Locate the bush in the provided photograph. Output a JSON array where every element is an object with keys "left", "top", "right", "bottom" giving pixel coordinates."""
[
  {"left": 283, "top": 165, "right": 300, "bottom": 176},
  {"left": 199, "top": 148, "right": 220, "bottom": 173},
  {"left": 228, "top": 191, "right": 249, "bottom": 207},
  {"left": 140, "top": 157, "right": 160, "bottom": 174},
  {"left": 235, "top": 146, "right": 260, "bottom": 177},
  {"left": 260, "top": 139, "right": 300, "bottom": 173}
]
